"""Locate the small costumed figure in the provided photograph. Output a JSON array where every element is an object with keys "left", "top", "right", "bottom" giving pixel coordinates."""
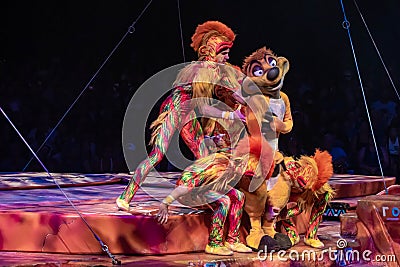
[{"left": 277, "top": 150, "right": 335, "bottom": 248}]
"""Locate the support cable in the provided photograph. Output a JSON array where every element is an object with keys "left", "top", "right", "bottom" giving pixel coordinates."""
[
  {"left": 352, "top": 0, "right": 400, "bottom": 101},
  {"left": 339, "top": 0, "right": 388, "bottom": 194},
  {"left": 10, "top": 1, "right": 155, "bottom": 263},
  {"left": 1, "top": 107, "right": 121, "bottom": 265},
  {"left": 177, "top": 0, "right": 186, "bottom": 62},
  {"left": 22, "top": 0, "right": 153, "bottom": 171}
]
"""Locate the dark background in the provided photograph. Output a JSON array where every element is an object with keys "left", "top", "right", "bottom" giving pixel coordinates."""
[{"left": 1, "top": 0, "right": 399, "bottom": 174}]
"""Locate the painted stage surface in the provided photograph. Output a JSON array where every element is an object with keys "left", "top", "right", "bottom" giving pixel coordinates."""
[{"left": 0, "top": 171, "right": 398, "bottom": 266}]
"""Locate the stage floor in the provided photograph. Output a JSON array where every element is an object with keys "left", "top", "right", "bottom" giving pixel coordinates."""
[
  {"left": 0, "top": 171, "right": 396, "bottom": 266},
  {"left": 0, "top": 222, "right": 343, "bottom": 267}
]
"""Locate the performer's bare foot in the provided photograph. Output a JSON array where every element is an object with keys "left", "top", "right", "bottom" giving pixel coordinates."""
[{"left": 116, "top": 198, "right": 130, "bottom": 212}]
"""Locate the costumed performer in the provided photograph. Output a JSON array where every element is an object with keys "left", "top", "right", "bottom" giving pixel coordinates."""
[{"left": 116, "top": 21, "right": 245, "bottom": 211}]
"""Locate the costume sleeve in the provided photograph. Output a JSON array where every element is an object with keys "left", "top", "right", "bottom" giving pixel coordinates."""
[{"left": 280, "top": 92, "right": 293, "bottom": 134}]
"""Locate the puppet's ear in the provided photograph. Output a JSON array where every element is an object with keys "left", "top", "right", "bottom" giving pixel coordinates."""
[{"left": 277, "top": 56, "right": 290, "bottom": 76}]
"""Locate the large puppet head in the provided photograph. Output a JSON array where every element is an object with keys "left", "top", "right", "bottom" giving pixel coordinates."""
[
  {"left": 242, "top": 46, "right": 289, "bottom": 97},
  {"left": 191, "top": 21, "right": 236, "bottom": 62}
]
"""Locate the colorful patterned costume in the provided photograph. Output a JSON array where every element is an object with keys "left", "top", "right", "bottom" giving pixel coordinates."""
[
  {"left": 278, "top": 151, "right": 335, "bottom": 248},
  {"left": 176, "top": 153, "right": 248, "bottom": 255},
  {"left": 116, "top": 21, "right": 242, "bottom": 211},
  {"left": 157, "top": 94, "right": 275, "bottom": 256}
]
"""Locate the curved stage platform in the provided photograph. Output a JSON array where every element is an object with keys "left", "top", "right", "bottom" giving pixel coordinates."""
[{"left": 0, "top": 172, "right": 398, "bottom": 266}]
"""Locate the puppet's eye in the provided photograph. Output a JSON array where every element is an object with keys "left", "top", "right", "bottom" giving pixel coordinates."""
[
  {"left": 267, "top": 57, "right": 277, "bottom": 67},
  {"left": 252, "top": 65, "right": 264, "bottom": 77}
]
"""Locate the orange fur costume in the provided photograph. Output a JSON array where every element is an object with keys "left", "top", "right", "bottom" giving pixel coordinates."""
[
  {"left": 236, "top": 46, "right": 293, "bottom": 251},
  {"left": 237, "top": 47, "right": 334, "bottom": 250}
]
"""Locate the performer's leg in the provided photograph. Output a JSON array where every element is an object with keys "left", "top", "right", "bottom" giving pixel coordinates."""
[
  {"left": 117, "top": 146, "right": 167, "bottom": 210},
  {"left": 281, "top": 218, "right": 299, "bottom": 246},
  {"left": 304, "top": 192, "right": 330, "bottom": 248},
  {"left": 180, "top": 115, "right": 208, "bottom": 159},
  {"left": 279, "top": 205, "right": 303, "bottom": 220},
  {"left": 278, "top": 204, "right": 303, "bottom": 245},
  {"left": 224, "top": 189, "right": 252, "bottom": 253},
  {"left": 204, "top": 191, "right": 234, "bottom": 256},
  {"left": 117, "top": 90, "right": 191, "bottom": 210},
  {"left": 225, "top": 188, "right": 244, "bottom": 244},
  {"left": 208, "top": 192, "right": 230, "bottom": 247}
]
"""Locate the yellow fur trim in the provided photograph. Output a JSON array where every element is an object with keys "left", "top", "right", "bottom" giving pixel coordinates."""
[
  {"left": 298, "top": 156, "right": 318, "bottom": 190},
  {"left": 191, "top": 153, "right": 242, "bottom": 193},
  {"left": 297, "top": 183, "right": 335, "bottom": 211},
  {"left": 222, "top": 111, "right": 230, "bottom": 119},
  {"left": 267, "top": 173, "right": 292, "bottom": 210}
]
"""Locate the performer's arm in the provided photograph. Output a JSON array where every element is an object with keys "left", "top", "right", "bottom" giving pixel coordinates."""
[
  {"left": 157, "top": 185, "right": 190, "bottom": 224},
  {"left": 198, "top": 104, "right": 245, "bottom": 121},
  {"left": 270, "top": 92, "right": 293, "bottom": 134}
]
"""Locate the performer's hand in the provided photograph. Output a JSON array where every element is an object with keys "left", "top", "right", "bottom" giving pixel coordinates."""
[
  {"left": 157, "top": 203, "right": 169, "bottom": 224},
  {"left": 233, "top": 106, "right": 246, "bottom": 122},
  {"left": 269, "top": 117, "right": 286, "bottom": 132}
]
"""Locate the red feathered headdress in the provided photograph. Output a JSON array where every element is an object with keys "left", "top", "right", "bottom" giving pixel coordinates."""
[{"left": 190, "top": 21, "right": 236, "bottom": 61}]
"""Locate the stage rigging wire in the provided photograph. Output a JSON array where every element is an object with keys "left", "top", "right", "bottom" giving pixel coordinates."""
[
  {"left": 0, "top": 107, "right": 121, "bottom": 264},
  {"left": 177, "top": 0, "right": 186, "bottom": 62},
  {"left": 22, "top": 0, "right": 154, "bottom": 173},
  {"left": 339, "top": 0, "right": 388, "bottom": 194},
  {"left": 352, "top": 0, "right": 400, "bottom": 102},
  {"left": 4, "top": 0, "right": 156, "bottom": 264}
]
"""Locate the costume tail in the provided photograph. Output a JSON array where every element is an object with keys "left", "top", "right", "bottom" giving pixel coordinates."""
[
  {"left": 312, "top": 149, "right": 333, "bottom": 191},
  {"left": 298, "top": 150, "right": 335, "bottom": 209}
]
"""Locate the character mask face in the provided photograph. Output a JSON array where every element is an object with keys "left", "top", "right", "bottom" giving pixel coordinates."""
[
  {"left": 242, "top": 47, "right": 290, "bottom": 97},
  {"left": 198, "top": 35, "right": 233, "bottom": 62}
]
